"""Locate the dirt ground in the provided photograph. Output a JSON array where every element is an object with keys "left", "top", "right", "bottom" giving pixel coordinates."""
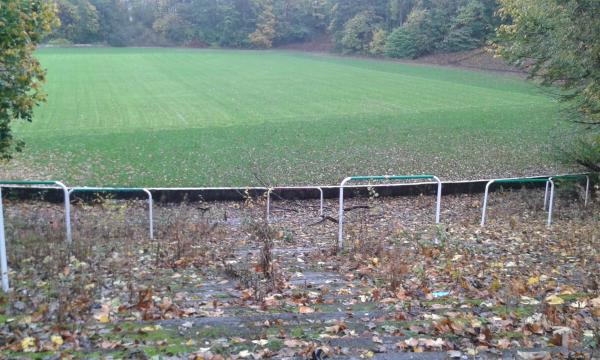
[{"left": 0, "top": 185, "right": 599, "bottom": 359}]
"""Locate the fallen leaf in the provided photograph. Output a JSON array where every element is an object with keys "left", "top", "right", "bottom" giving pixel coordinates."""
[
  {"left": 545, "top": 295, "right": 564, "bottom": 305},
  {"left": 141, "top": 325, "right": 161, "bottom": 332},
  {"left": 283, "top": 339, "right": 304, "bottom": 347},
  {"left": 95, "top": 313, "right": 110, "bottom": 323},
  {"left": 516, "top": 351, "right": 551, "bottom": 359},
  {"left": 298, "top": 306, "right": 315, "bottom": 314},
  {"left": 51, "top": 335, "right": 64, "bottom": 347},
  {"left": 100, "top": 340, "right": 120, "bottom": 350},
  {"left": 496, "top": 338, "right": 510, "bottom": 349},
  {"left": 372, "top": 335, "right": 383, "bottom": 344},
  {"left": 21, "top": 337, "right": 36, "bottom": 352},
  {"left": 252, "top": 339, "right": 269, "bottom": 346},
  {"left": 238, "top": 350, "right": 252, "bottom": 358}
]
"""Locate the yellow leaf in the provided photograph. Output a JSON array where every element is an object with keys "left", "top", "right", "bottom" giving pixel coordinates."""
[
  {"left": 96, "top": 313, "right": 110, "bottom": 323},
  {"left": 527, "top": 276, "right": 540, "bottom": 286},
  {"left": 545, "top": 295, "right": 564, "bottom": 305},
  {"left": 51, "top": 335, "right": 64, "bottom": 346},
  {"left": 337, "top": 288, "right": 352, "bottom": 295},
  {"left": 21, "top": 337, "right": 36, "bottom": 352},
  {"left": 141, "top": 325, "right": 161, "bottom": 332}
]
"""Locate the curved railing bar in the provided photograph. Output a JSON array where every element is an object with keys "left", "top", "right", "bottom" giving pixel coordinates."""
[
  {"left": 68, "top": 187, "right": 154, "bottom": 240},
  {"left": 481, "top": 178, "right": 554, "bottom": 227},
  {"left": 0, "top": 181, "right": 71, "bottom": 292},
  {"left": 338, "top": 175, "right": 442, "bottom": 249},
  {"left": 142, "top": 189, "right": 154, "bottom": 240},
  {"left": 544, "top": 174, "right": 590, "bottom": 209}
]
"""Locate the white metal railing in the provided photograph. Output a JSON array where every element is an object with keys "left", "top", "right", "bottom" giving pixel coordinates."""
[
  {"left": 481, "top": 177, "right": 554, "bottom": 227},
  {"left": 544, "top": 174, "right": 590, "bottom": 209},
  {"left": 338, "top": 175, "right": 442, "bottom": 249},
  {"left": 0, "top": 173, "right": 594, "bottom": 292},
  {"left": 69, "top": 187, "right": 154, "bottom": 240},
  {"left": 0, "top": 181, "right": 72, "bottom": 292}
]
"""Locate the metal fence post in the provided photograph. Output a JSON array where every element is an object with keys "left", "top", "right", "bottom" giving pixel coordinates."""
[
  {"left": 480, "top": 180, "right": 493, "bottom": 227},
  {"left": 142, "top": 189, "right": 154, "bottom": 239},
  {"left": 547, "top": 179, "right": 555, "bottom": 227},
  {"left": 55, "top": 182, "right": 72, "bottom": 244},
  {"left": 0, "top": 188, "right": 8, "bottom": 292},
  {"left": 433, "top": 176, "right": 442, "bottom": 224},
  {"left": 318, "top": 187, "right": 324, "bottom": 217},
  {"left": 338, "top": 178, "right": 350, "bottom": 249}
]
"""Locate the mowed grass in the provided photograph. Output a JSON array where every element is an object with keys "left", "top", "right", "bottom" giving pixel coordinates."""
[{"left": 5, "top": 47, "right": 574, "bottom": 187}]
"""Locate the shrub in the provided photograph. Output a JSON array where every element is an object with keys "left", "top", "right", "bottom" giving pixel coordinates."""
[
  {"left": 384, "top": 9, "right": 436, "bottom": 59},
  {"left": 384, "top": 27, "right": 419, "bottom": 59},
  {"left": 369, "top": 28, "right": 386, "bottom": 55},
  {"left": 340, "top": 11, "right": 379, "bottom": 54},
  {"left": 441, "top": 0, "right": 488, "bottom": 52}
]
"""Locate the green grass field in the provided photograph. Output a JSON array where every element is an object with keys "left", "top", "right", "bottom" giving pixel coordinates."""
[{"left": 4, "top": 47, "right": 574, "bottom": 187}]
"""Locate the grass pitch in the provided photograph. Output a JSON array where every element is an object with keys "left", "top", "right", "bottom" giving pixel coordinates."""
[{"left": 7, "top": 47, "right": 572, "bottom": 186}]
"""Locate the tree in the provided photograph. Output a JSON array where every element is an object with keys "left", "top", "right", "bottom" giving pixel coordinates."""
[
  {"left": 443, "top": 0, "right": 489, "bottom": 52},
  {"left": 369, "top": 28, "right": 386, "bottom": 55},
  {"left": 496, "top": 0, "right": 600, "bottom": 171},
  {"left": 53, "top": 0, "right": 100, "bottom": 43},
  {"left": 384, "top": 26, "right": 418, "bottom": 58},
  {"left": 273, "top": 0, "right": 327, "bottom": 45},
  {"left": 384, "top": 8, "right": 433, "bottom": 58},
  {"left": 340, "top": 10, "right": 379, "bottom": 53},
  {"left": 0, "top": 0, "right": 58, "bottom": 160},
  {"left": 388, "top": 0, "right": 416, "bottom": 28},
  {"left": 328, "top": 0, "right": 388, "bottom": 52},
  {"left": 249, "top": 0, "right": 277, "bottom": 48}
]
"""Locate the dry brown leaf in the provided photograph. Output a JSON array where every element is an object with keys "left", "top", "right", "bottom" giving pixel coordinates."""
[{"left": 298, "top": 306, "right": 315, "bottom": 314}]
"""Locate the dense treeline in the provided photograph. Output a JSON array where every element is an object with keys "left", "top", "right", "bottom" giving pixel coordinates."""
[{"left": 48, "top": 0, "right": 499, "bottom": 58}]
